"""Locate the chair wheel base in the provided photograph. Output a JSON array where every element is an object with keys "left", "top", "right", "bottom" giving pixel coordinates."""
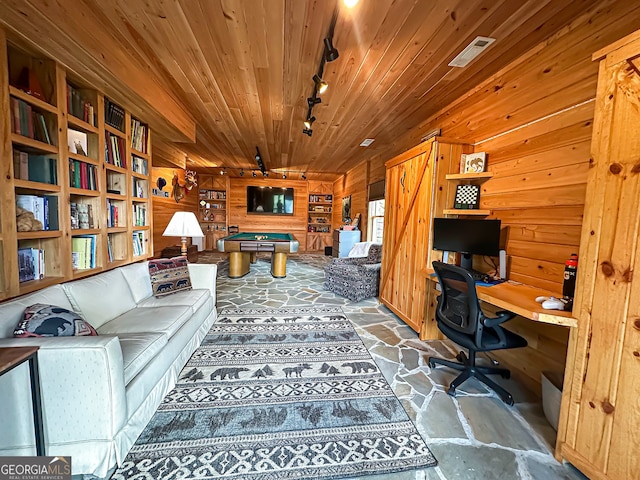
[{"left": 447, "top": 386, "right": 456, "bottom": 397}]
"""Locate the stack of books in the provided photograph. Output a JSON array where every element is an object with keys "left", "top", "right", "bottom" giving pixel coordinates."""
[
  {"left": 71, "top": 235, "right": 97, "bottom": 270},
  {"left": 104, "top": 98, "right": 125, "bottom": 131},
  {"left": 66, "top": 84, "right": 95, "bottom": 126},
  {"left": 18, "top": 247, "right": 45, "bottom": 282}
]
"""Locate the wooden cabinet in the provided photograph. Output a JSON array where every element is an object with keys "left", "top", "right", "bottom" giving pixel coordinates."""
[
  {"left": 197, "top": 175, "right": 228, "bottom": 251},
  {"left": 306, "top": 181, "right": 333, "bottom": 252},
  {"left": 0, "top": 30, "right": 153, "bottom": 301},
  {"left": 556, "top": 30, "right": 640, "bottom": 480},
  {"left": 380, "top": 138, "right": 469, "bottom": 333}
]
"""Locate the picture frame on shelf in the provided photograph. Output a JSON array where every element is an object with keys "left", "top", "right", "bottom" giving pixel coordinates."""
[
  {"left": 454, "top": 184, "right": 480, "bottom": 209},
  {"left": 460, "top": 152, "right": 487, "bottom": 174}
]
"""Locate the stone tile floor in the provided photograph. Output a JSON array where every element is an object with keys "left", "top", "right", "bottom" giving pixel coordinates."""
[{"left": 201, "top": 251, "right": 588, "bottom": 480}]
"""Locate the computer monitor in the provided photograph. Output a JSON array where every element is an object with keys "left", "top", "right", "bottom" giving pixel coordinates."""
[{"left": 432, "top": 218, "right": 501, "bottom": 271}]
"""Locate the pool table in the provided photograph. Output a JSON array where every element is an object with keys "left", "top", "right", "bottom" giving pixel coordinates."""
[{"left": 217, "top": 232, "right": 299, "bottom": 278}]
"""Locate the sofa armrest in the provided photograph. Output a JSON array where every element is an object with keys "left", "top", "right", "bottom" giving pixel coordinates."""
[
  {"left": 0, "top": 336, "right": 127, "bottom": 449},
  {"left": 188, "top": 263, "right": 217, "bottom": 304}
]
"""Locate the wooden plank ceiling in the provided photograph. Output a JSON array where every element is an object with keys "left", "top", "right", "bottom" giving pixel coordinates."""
[{"left": 0, "top": 0, "right": 601, "bottom": 176}]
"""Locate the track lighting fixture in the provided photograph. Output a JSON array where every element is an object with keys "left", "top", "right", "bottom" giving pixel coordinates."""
[
  {"left": 324, "top": 38, "right": 339, "bottom": 62},
  {"left": 302, "top": 128, "right": 313, "bottom": 137},
  {"left": 239, "top": 169, "right": 245, "bottom": 177},
  {"left": 301, "top": 172, "right": 307, "bottom": 180},
  {"left": 304, "top": 116, "right": 316, "bottom": 130},
  {"left": 282, "top": 173, "right": 287, "bottom": 179},
  {"left": 220, "top": 168, "right": 226, "bottom": 175},
  {"left": 255, "top": 146, "right": 267, "bottom": 175},
  {"left": 313, "top": 74, "right": 328, "bottom": 94},
  {"left": 307, "top": 97, "right": 321, "bottom": 108},
  {"left": 262, "top": 171, "right": 269, "bottom": 177},
  {"left": 252, "top": 170, "right": 257, "bottom": 177}
]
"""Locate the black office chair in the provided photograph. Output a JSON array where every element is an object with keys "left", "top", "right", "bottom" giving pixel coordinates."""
[{"left": 428, "top": 261, "right": 528, "bottom": 405}]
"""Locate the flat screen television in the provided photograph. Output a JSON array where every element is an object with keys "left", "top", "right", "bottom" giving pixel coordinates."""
[
  {"left": 247, "top": 186, "right": 294, "bottom": 214},
  {"left": 432, "top": 218, "right": 501, "bottom": 270}
]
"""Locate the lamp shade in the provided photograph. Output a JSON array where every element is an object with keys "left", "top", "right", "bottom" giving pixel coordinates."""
[{"left": 163, "top": 212, "right": 204, "bottom": 238}]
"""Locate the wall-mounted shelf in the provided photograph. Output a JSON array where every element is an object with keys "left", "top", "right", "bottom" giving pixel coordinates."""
[
  {"left": 443, "top": 209, "right": 491, "bottom": 216},
  {"left": 445, "top": 172, "right": 493, "bottom": 181}
]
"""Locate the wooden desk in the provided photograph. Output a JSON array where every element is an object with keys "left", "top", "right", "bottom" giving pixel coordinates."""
[{"left": 424, "top": 269, "right": 577, "bottom": 328}]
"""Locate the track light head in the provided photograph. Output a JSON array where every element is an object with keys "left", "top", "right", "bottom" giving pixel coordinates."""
[
  {"left": 313, "top": 74, "right": 328, "bottom": 94},
  {"left": 220, "top": 168, "right": 226, "bottom": 175},
  {"left": 307, "top": 97, "right": 321, "bottom": 108},
  {"left": 282, "top": 173, "right": 287, "bottom": 179},
  {"left": 304, "top": 116, "right": 316, "bottom": 130},
  {"left": 324, "top": 37, "right": 339, "bottom": 62},
  {"left": 302, "top": 128, "right": 313, "bottom": 137},
  {"left": 263, "top": 171, "right": 269, "bottom": 177},
  {"left": 239, "top": 169, "right": 245, "bottom": 177},
  {"left": 302, "top": 172, "right": 307, "bottom": 180},
  {"left": 252, "top": 170, "right": 257, "bottom": 177}
]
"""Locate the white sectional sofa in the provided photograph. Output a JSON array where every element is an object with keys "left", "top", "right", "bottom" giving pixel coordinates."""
[{"left": 0, "top": 261, "right": 217, "bottom": 478}]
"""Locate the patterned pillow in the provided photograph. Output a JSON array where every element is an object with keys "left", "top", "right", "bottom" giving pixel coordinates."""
[
  {"left": 148, "top": 256, "right": 192, "bottom": 297},
  {"left": 14, "top": 304, "right": 98, "bottom": 337}
]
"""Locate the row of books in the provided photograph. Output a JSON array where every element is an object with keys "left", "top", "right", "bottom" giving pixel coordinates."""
[
  {"left": 13, "top": 150, "right": 57, "bottom": 185},
  {"left": 132, "top": 155, "right": 148, "bottom": 175},
  {"left": 106, "top": 199, "right": 120, "bottom": 228},
  {"left": 309, "top": 194, "right": 332, "bottom": 203},
  {"left": 18, "top": 248, "right": 45, "bottom": 282},
  {"left": 70, "top": 202, "right": 96, "bottom": 230},
  {"left": 132, "top": 204, "right": 147, "bottom": 226},
  {"left": 69, "top": 160, "right": 98, "bottom": 190},
  {"left": 200, "top": 190, "right": 226, "bottom": 200},
  {"left": 71, "top": 235, "right": 97, "bottom": 270},
  {"left": 132, "top": 231, "right": 145, "bottom": 256},
  {"left": 105, "top": 98, "right": 125, "bottom": 131},
  {"left": 10, "top": 97, "right": 53, "bottom": 144},
  {"left": 66, "top": 84, "right": 96, "bottom": 126},
  {"left": 107, "top": 234, "right": 116, "bottom": 262},
  {"left": 132, "top": 178, "right": 147, "bottom": 198},
  {"left": 105, "top": 131, "right": 126, "bottom": 168},
  {"left": 16, "top": 194, "right": 59, "bottom": 230},
  {"left": 131, "top": 118, "right": 148, "bottom": 153}
]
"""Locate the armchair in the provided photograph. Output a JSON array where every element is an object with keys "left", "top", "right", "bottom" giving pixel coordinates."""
[
  {"left": 428, "top": 261, "right": 528, "bottom": 405},
  {"left": 324, "top": 243, "right": 382, "bottom": 302}
]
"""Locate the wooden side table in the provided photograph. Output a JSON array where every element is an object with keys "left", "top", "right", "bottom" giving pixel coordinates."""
[{"left": 0, "top": 346, "right": 45, "bottom": 456}]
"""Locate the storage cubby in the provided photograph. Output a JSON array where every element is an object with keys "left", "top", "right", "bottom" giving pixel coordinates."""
[
  {"left": 71, "top": 233, "right": 100, "bottom": 276},
  {"left": 7, "top": 44, "right": 57, "bottom": 107},
  {"left": 12, "top": 148, "right": 58, "bottom": 185},
  {"left": 132, "top": 176, "right": 148, "bottom": 199},
  {"left": 70, "top": 195, "right": 101, "bottom": 231},
  {"left": 66, "top": 79, "right": 98, "bottom": 128},
  {"left": 17, "top": 236, "right": 63, "bottom": 294},
  {"left": 132, "top": 229, "right": 147, "bottom": 257},
  {"left": 107, "top": 231, "right": 128, "bottom": 264},
  {"left": 106, "top": 198, "right": 126, "bottom": 229}
]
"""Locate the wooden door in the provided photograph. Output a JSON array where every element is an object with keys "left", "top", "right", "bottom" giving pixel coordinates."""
[
  {"left": 379, "top": 139, "right": 437, "bottom": 332},
  {"left": 557, "top": 31, "right": 640, "bottom": 480}
]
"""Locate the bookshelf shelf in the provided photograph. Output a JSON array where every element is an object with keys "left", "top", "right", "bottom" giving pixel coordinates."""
[
  {"left": 106, "top": 193, "right": 126, "bottom": 201},
  {"left": 19, "top": 276, "right": 64, "bottom": 296},
  {"left": 9, "top": 85, "right": 58, "bottom": 114},
  {"left": 68, "top": 152, "right": 99, "bottom": 165},
  {"left": 131, "top": 149, "right": 149, "bottom": 160},
  {"left": 72, "top": 267, "right": 101, "bottom": 279},
  {"left": 67, "top": 115, "right": 99, "bottom": 134},
  {"left": 13, "top": 180, "right": 60, "bottom": 193},
  {"left": 11, "top": 133, "right": 58, "bottom": 154},
  {"left": 104, "top": 123, "right": 125, "bottom": 137},
  {"left": 17, "top": 231, "right": 62, "bottom": 240},
  {"left": 131, "top": 171, "right": 147, "bottom": 179},
  {"left": 105, "top": 164, "right": 127, "bottom": 174},
  {"left": 107, "top": 227, "right": 128, "bottom": 233},
  {"left": 131, "top": 197, "right": 148, "bottom": 203},
  {"left": 69, "top": 187, "right": 100, "bottom": 197},
  {"left": 71, "top": 228, "right": 100, "bottom": 235}
]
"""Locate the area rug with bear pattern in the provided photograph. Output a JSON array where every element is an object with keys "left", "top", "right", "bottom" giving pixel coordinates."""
[{"left": 113, "top": 306, "right": 436, "bottom": 479}]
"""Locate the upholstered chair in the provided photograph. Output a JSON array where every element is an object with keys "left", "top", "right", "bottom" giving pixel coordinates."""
[{"left": 324, "top": 243, "right": 383, "bottom": 302}]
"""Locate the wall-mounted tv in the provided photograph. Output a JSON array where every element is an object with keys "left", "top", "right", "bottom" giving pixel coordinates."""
[{"left": 247, "top": 186, "right": 294, "bottom": 215}]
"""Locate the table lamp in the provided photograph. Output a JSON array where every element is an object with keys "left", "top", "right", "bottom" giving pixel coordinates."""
[{"left": 162, "top": 212, "right": 204, "bottom": 256}]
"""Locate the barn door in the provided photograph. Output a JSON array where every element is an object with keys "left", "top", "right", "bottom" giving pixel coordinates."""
[{"left": 379, "top": 140, "right": 436, "bottom": 332}]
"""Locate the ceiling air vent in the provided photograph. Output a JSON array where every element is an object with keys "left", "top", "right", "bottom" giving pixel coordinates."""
[
  {"left": 448, "top": 36, "right": 496, "bottom": 68},
  {"left": 360, "top": 138, "right": 375, "bottom": 147}
]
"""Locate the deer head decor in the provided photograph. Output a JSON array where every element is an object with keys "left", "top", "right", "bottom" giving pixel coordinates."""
[{"left": 172, "top": 170, "right": 197, "bottom": 203}]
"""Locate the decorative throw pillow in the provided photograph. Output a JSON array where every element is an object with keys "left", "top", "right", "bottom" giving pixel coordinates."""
[
  {"left": 14, "top": 304, "right": 98, "bottom": 337},
  {"left": 148, "top": 256, "right": 192, "bottom": 297}
]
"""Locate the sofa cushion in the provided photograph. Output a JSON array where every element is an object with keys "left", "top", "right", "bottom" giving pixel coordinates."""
[
  {"left": 137, "top": 288, "right": 209, "bottom": 313},
  {"left": 14, "top": 304, "right": 97, "bottom": 337},
  {"left": 118, "top": 333, "right": 168, "bottom": 385},
  {"left": 63, "top": 269, "right": 137, "bottom": 329},
  {"left": 97, "top": 306, "right": 192, "bottom": 339},
  {"left": 119, "top": 261, "right": 152, "bottom": 304},
  {"left": 0, "top": 285, "right": 75, "bottom": 339},
  {"left": 148, "top": 257, "right": 192, "bottom": 297}
]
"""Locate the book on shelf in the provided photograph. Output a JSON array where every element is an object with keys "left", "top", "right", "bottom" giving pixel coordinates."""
[
  {"left": 10, "top": 97, "right": 53, "bottom": 144},
  {"left": 132, "top": 231, "right": 145, "bottom": 256},
  {"left": 132, "top": 155, "right": 148, "bottom": 175},
  {"left": 107, "top": 235, "right": 114, "bottom": 262},
  {"left": 18, "top": 247, "right": 45, "bottom": 282},
  {"left": 104, "top": 98, "right": 125, "bottom": 131},
  {"left": 66, "top": 84, "right": 95, "bottom": 126},
  {"left": 105, "top": 131, "right": 126, "bottom": 168},
  {"left": 132, "top": 178, "right": 146, "bottom": 198},
  {"left": 69, "top": 160, "right": 97, "bottom": 190},
  {"left": 71, "top": 235, "right": 96, "bottom": 270},
  {"left": 132, "top": 204, "right": 146, "bottom": 226},
  {"left": 13, "top": 150, "right": 58, "bottom": 184},
  {"left": 68, "top": 128, "right": 88, "bottom": 156},
  {"left": 76, "top": 203, "right": 95, "bottom": 229},
  {"left": 106, "top": 199, "right": 119, "bottom": 228},
  {"left": 130, "top": 118, "right": 148, "bottom": 153},
  {"left": 16, "top": 194, "right": 59, "bottom": 230}
]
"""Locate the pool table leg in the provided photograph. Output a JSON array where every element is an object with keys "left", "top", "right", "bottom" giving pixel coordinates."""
[
  {"left": 229, "top": 252, "right": 251, "bottom": 278},
  {"left": 250, "top": 252, "right": 257, "bottom": 264},
  {"left": 271, "top": 252, "right": 287, "bottom": 277}
]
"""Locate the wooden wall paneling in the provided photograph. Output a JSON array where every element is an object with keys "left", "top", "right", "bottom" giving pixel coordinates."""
[
  {"left": 151, "top": 167, "right": 198, "bottom": 254},
  {"left": 332, "top": 160, "right": 369, "bottom": 238},
  {"left": 556, "top": 32, "right": 640, "bottom": 479},
  {"left": 228, "top": 177, "right": 308, "bottom": 252}
]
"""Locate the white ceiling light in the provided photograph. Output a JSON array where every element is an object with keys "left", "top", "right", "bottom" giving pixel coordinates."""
[
  {"left": 344, "top": 0, "right": 359, "bottom": 7},
  {"left": 448, "top": 36, "right": 496, "bottom": 68},
  {"left": 360, "top": 138, "right": 375, "bottom": 147}
]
